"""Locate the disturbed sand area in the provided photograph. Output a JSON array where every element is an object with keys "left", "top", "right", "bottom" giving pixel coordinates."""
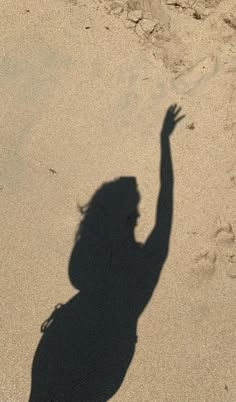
[{"left": 0, "top": 0, "right": 236, "bottom": 400}]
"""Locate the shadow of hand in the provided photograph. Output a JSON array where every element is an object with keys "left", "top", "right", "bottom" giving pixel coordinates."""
[{"left": 161, "top": 104, "right": 185, "bottom": 136}]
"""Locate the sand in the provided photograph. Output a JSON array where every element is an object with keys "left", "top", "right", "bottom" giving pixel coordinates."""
[{"left": 0, "top": 0, "right": 235, "bottom": 400}]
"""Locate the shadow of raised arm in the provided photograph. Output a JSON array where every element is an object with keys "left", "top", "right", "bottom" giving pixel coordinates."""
[{"left": 143, "top": 105, "right": 185, "bottom": 285}]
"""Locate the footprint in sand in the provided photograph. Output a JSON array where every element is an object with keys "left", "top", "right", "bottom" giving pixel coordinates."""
[
  {"left": 224, "top": 253, "right": 236, "bottom": 278},
  {"left": 213, "top": 217, "right": 235, "bottom": 247},
  {"left": 192, "top": 249, "right": 217, "bottom": 281},
  {"left": 171, "top": 56, "right": 218, "bottom": 94},
  {"left": 212, "top": 217, "right": 236, "bottom": 278}
]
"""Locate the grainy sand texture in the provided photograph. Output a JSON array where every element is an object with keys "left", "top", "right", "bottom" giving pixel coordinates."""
[{"left": 0, "top": 0, "right": 235, "bottom": 401}]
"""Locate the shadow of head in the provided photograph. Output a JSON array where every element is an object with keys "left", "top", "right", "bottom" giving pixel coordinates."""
[{"left": 69, "top": 176, "right": 140, "bottom": 291}]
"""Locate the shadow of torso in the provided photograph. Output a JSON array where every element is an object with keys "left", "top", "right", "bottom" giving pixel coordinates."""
[{"left": 30, "top": 240, "right": 156, "bottom": 402}]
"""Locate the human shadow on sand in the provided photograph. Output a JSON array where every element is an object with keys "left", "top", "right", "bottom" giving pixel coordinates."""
[{"left": 29, "top": 105, "right": 184, "bottom": 402}]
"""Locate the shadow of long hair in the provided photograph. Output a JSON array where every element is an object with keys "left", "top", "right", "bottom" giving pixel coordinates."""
[{"left": 29, "top": 105, "right": 183, "bottom": 402}]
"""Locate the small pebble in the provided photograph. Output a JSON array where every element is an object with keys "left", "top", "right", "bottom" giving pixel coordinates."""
[{"left": 186, "top": 123, "right": 195, "bottom": 130}]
